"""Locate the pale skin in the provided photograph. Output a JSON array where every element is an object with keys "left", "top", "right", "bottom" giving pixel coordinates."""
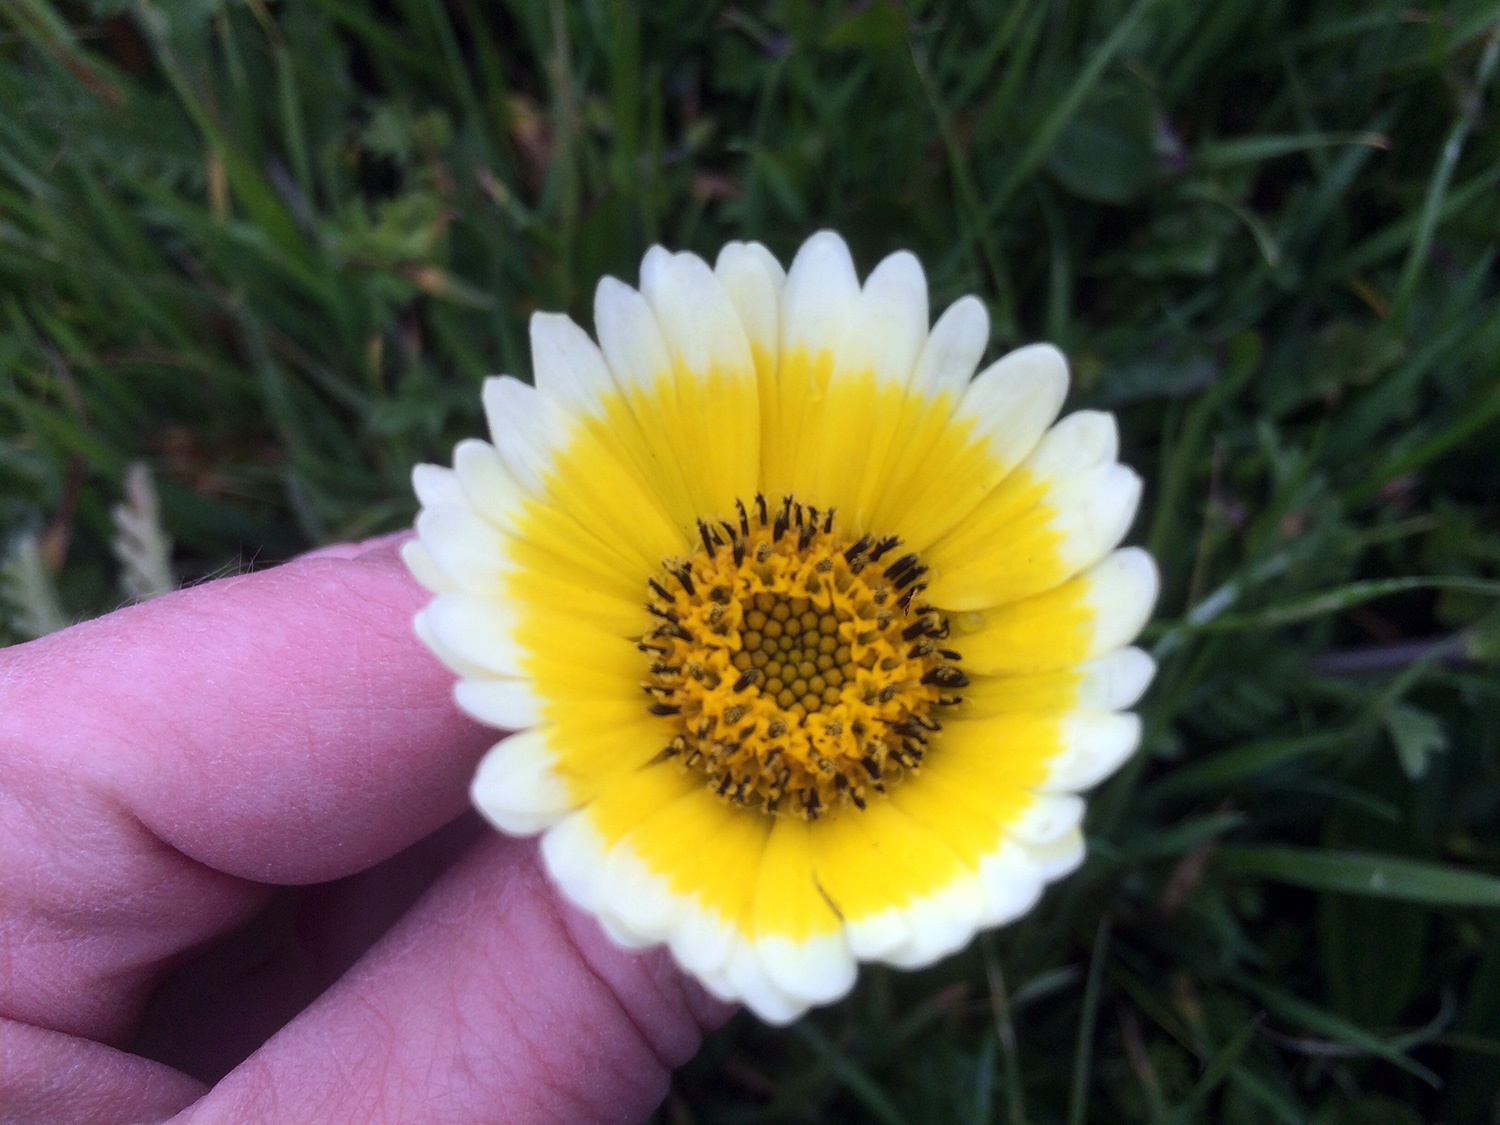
[{"left": 0, "top": 534, "right": 730, "bottom": 1123}]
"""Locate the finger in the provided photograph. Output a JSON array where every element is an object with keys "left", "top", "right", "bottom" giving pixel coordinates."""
[
  {"left": 133, "top": 813, "right": 485, "bottom": 1085},
  {"left": 0, "top": 537, "right": 492, "bottom": 885},
  {"left": 0, "top": 1017, "right": 205, "bottom": 1125},
  {"left": 296, "top": 530, "right": 415, "bottom": 562},
  {"left": 174, "top": 834, "right": 734, "bottom": 1125}
]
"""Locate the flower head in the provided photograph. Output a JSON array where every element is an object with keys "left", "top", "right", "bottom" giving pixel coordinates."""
[{"left": 404, "top": 232, "right": 1158, "bottom": 1023}]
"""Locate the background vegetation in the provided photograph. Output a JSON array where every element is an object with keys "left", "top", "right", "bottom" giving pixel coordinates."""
[{"left": 4, "top": 0, "right": 1500, "bottom": 1120}]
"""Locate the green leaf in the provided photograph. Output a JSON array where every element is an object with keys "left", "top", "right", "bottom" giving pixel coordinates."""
[
  {"left": 1383, "top": 703, "right": 1447, "bottom": 780},
  {"left": 1194, "top": 130, "right": 1388, "bottom": 169},
  {"left": 1046, "top": 80, "right": 1158, "bottom": 204},
  {"left": 792, "top": 1023, "right": 909, "bottom": 1125},
  {"left": 1192, "top": 576, "right": 1500, "bottom": 632},
  {"left": 983, "top": 0, "right": 1161, "bottom": 220},
  {"left": 1149, "top": 730, "right": 1355, "bottom": 801},
  {"left": 1218, "top": 846, "right": 1500, "bottom": 907},
  {"left": 824, "top": 0, "right": 904, "bottom": 52},
  {"left": 1231, "top": 974, "right": 1441, "bottom": 1086}
]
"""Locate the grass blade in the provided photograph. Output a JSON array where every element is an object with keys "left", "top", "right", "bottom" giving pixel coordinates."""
[{"left": 1217, "top": 846, "right": 1500, "bottom": 907}]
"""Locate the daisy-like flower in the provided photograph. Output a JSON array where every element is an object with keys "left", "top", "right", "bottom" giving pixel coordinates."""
[{"left": 404, "top": 231, "right": 1157, "bottom": 1024}]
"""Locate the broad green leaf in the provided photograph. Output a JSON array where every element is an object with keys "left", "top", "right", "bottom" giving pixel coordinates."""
[
  {"left": 1383, "top": 703, "right": 1447, "bottom": 780},
  {"left": 1046, "top": 80, "right": 1158, "bottom": 204}
]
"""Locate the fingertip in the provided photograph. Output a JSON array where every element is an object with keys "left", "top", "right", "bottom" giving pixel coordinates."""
[
  {"left": 543, "top": 846, "right": 736, "bottom": 1068},
  {"left": 292, "top": 530, "right": 416, "bottom": 565},
  {"left": 179, "top": 833, "right": 730, "bottom": 1124}
]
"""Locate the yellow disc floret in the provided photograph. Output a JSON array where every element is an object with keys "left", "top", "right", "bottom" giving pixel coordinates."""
[{"left": 640, "top": 495, "right": 966, "bottom": 819}]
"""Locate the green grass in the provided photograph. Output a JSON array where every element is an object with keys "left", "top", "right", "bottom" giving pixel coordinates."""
[{"left": 4, "top": 0, "right": 1500, "bottom": 1120}]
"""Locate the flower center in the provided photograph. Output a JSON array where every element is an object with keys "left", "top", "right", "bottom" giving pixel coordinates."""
[{"left": 640, "top": 495, "right": 966, "bottom": 819}]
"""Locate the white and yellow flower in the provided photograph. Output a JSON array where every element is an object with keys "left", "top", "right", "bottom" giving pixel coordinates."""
[{"left": 404, "top": 231, "right": 1157, "bottom": 1024}]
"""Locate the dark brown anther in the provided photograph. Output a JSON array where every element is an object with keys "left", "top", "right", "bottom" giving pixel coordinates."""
[
  {"left": 860, "top": 754, "right": 882, "bottom": 779},
  {"left": 922, "top": 666, "right": 969, "bottom": 688},
  {"left": 773, "top": 497, "right": 791, "bottom": 540},
  {"left": 697, "top": 520, "right": 716, "bottom": 554},
  {"left": 869, "top": 536, "right": 900, "bottom": 562},
  {"left": 798, "top": 521, "right": 817, "bottom": 551},
  {"left": 938, "top": 648, "right": 962, "bottom": 661},
  {"left": 709, "top": 585, "right": 732, "bottom": 604},
  {"left": 884, "top": 552, "right": 919, "bottom": 581},
  {"left": 646, "top": 604, "right": 680, "bottom": 623},
  {"left": 648, "top": 578, "right": 672, "bottom": 601},
  {"left": 889, "top": 718, "right": 930, "bottom": 740},
  {"left": 648, "top": 702, "right": 681, "bottom": 716},
  {"left": 733, "top": 537, "right": 746, "bottom": 566},
  {"left": 823, "top": 508, "right": 835, "bottom": 533},
  {"left": 901, "top": 617, "right": 934, "bottom": 641},
  {"left": 736, "top": 498, "right": 751, "bottom": 536},
  {"left": 755, "top": 492, "right": 768, "bottom": 525},
  {"left": 672, "top": 565, "right": 696, "bottom": 596},
  {"left": 732, "top": 667, "right": 760, "bottom": 692},
  {"left": 843, "top": 535, "right": 873, "bottom": 563}
]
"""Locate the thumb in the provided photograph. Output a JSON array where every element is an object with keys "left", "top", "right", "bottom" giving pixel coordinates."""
[{"left": 171, "top": 833, "right": 732, "bottom": 1124}]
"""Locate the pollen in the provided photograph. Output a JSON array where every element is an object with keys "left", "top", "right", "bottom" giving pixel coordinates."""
[{"left": 640, "top": 495, "right": 967, "bottom": 819}]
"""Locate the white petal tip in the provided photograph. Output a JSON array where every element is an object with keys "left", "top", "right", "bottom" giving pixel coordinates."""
[
  {"left": 1042, "top": 712, "right": 1142, "bottom": 793},
  {"left": 755, "top": 932, "right": 858, "bottom": 1006},
  {"left": 540, "top": 812, "right": 609, "bottom": 913},
  {"left": 1088, "top": 548, "right": 1160, "bottom": 655},
  {"left": 1086, "top": 647, "right": 1157, "bottom": 711},
  {"left": 882, "top": 876, "right": 986, "bottom": 969},
  {"left": 454, "top": 677, "right": 542, "bottom": 730},
  {"left": 1008, "top": 794, "right": 1086, "bottom": 847},
  {"left": 470, "top": 730, "right": 572, "bottom": 835}
]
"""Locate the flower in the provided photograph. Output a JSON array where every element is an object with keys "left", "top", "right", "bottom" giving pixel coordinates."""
[{"left": 403, "top": 231, "right": 1158, "bottom": 1024}]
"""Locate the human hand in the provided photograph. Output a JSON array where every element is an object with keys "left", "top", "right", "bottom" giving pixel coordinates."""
[{"left": 0, "top": 535, "right": 729, "bottom": 1124}]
